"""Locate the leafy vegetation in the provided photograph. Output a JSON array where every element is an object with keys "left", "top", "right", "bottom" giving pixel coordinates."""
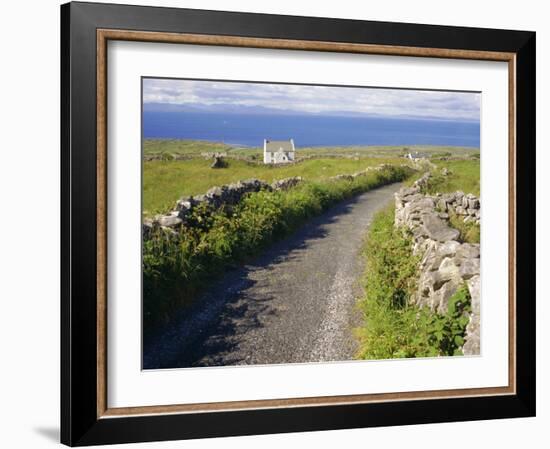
[
  {"left": 143, "top": 165, "right": 414, "bottom": 336},
  {"left": 356, "top": 206, "right": 472, "bottom": 359},
  {"left": 448, "top": 212, "right": 480, "bottom": 244}
]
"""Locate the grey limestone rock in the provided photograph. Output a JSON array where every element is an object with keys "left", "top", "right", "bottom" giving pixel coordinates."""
[
  {"left": 394, "top": 183, "right": 481, "bottom": 354},
  {"left": 463, "top": 275, "right": 481, "bottom": 355},
  {"left": 421, "top": 214, "right": 460, "bottom": 242},
  {"left": 271, "top": 176, "right": 303, "bottom": 191},
  {"left": 157, "top": 215, "right": 183, "bottom": 228}
]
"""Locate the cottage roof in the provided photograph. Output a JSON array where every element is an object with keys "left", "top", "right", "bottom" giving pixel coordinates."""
[{"left": 265, "top": 140, "right": 294, "bottom": 153}]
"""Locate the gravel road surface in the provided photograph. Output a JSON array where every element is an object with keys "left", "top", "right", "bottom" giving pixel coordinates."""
[{"left": 144, "top": 182, "right": 402, "bottom": 369}]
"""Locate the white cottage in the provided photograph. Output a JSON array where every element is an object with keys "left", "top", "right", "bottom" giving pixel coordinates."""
[{"left": 263, "top": 139, "right": 295, "bottom": 164}]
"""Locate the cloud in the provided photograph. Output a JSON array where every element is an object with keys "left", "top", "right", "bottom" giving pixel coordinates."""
[{"left": 143, "top": 78, "right": 480, "bottom": 121}]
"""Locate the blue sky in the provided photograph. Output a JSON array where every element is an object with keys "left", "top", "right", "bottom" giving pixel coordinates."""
[{"left": 143, "top": 78, "right": 480, "bottom": 122}]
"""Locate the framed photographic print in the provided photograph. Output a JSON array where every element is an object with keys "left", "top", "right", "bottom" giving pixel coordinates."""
[{"left": 61, "top": 1, "right": 536, "bottom": 446}]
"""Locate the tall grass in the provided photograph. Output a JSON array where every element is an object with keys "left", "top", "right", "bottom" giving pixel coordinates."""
[
  {"left": 143, "top": 165, "right": 413, "bottom": 336},
  {"left": 356, "top": 206, "right": 471, "bottom": 359}
]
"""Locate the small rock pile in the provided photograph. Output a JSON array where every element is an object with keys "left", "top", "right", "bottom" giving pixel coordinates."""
[{"left": 394, "top": 181, "right": 481, "bottom": 355}]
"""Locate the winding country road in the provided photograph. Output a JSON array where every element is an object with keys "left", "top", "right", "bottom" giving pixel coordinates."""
[{"left": 144, "top": 182, "right": 402, "bottom": 369}]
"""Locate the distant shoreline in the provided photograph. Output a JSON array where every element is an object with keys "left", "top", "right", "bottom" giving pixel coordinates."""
[
  {"left": 143, "top": 110, "right": 480, "bottom": 148},
  {"left": 143, "top": 137, "right": 480, "bottom": 152}
]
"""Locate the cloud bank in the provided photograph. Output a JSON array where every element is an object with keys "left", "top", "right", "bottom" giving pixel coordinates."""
[{"left": 143, "top": 78, "right": 480, "bottom": 122}]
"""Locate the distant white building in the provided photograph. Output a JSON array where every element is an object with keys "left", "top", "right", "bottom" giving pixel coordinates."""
[
  {"left": 406, "top": 151, "right": 429, "bottom": 161},
  {"left": 263, "top": 139, "right": 295, "bottom": 164}
]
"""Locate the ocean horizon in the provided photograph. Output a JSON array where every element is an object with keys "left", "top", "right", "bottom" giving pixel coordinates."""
[{"left": 143, "top": 111, "right": 480, "bottom": 149}]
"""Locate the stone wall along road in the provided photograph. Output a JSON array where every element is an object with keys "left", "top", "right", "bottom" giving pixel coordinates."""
[{"left": 394, "top": 178, "right": 480, "bottom": 355}]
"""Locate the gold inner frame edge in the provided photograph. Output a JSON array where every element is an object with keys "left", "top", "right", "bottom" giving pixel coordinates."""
[{"left": 96, "top": 29, "right": 517, "bottom": 419}]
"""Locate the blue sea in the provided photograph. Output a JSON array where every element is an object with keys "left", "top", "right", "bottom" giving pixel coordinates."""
[{"left": 143, "top": 111, "right": 480, "bottom": 148}]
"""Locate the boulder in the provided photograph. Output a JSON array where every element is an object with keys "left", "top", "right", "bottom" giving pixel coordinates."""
[
  {"left": 463, "top": 275, "right": 481, "bottom": 355},
  {"left": 142, "top": 220, "right": 153, "bottom": 238},
  {"left": 455, "top": 206, "right": 467, "bottom": 215},
  {"left": 437, "top": 198, "right": 448, "bottom": 211},
  {"left": 210, "top": 155, "right": 226, "bottom": 168},
  {"left": 459, "top": 258, "right": 480, "bottom": 280},
  {"left": 433, "top": 279, "right": 462, "bottom": 314},
  {"left": 271, "top": 176, "right": 303, "bottom": 191},
  {"left": 333, "top": 174, "right": 354, "bottom": 181},
  {"left": 399, "top": 187, "right": 419, "bottom": 198},
  {"left": 468, "top": 198, "right": 480, "bottom": 210},
  {"left": 456, "top": 243, "right": 480, "bottom": 259},
  {"left": 157, "top": 215, "right": 183, "bottom": 228},
  {"left": 415, "top": 261, "right": 462, "bottom": 313},
  {"left": 175, "top": 197, "right": 194, "bottom": 212},
  {"left": 421, "top": 214, "right": 460, "bottom": 242},
  {"left": 437, "top": 240, "right": 461, "bottom": 259}
]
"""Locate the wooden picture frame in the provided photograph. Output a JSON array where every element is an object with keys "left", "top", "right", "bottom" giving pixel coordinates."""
[{"left": 61, "top": 1, "right": 536, "bottom": 446}]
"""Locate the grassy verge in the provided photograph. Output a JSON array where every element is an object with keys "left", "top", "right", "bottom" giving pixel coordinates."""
[
  {"left": 143, "top": 165, "right": 413, "bottom": 336},
  {"left": 356, "top": 206, "right": 471, "bottom": 359}
]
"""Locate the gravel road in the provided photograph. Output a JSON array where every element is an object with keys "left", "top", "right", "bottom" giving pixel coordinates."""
[{"left": 144, "top": 182, "right": 402, "bottom": 369}]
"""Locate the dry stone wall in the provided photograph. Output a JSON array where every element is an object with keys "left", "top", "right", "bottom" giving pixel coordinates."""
[
  {"left": 143, "top": 177, "right": 304, "bottom": 237},
  {"left": 394, "top": 175, "right": 480, "bottom": 355},
  {"left": 143, "top": 163, "right": 406, "bottom": 237}
]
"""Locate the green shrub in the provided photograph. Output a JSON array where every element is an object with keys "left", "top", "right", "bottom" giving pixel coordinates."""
[
  {"left": 356, "top": 207, "right": 472, "bottom": 359},
  {"left": 143, "top": 165, "right": 414, "bottom": 335}
]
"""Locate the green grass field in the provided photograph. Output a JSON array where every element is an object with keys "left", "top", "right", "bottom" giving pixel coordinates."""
[
  {"left": 143, "top": 157, "right": 404, "bottom": 216},
  {"left": 424, "top": 159, "right": 480, "bottom": 196},
  {"left": 143, "top": 139, "right": 480, "bottom": 216},
  {"left": 144, "top": 138, "right": 480, "bottom": 159},
  {"left": 144, "top": 139, "right": 232, "bottom": 155}
]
